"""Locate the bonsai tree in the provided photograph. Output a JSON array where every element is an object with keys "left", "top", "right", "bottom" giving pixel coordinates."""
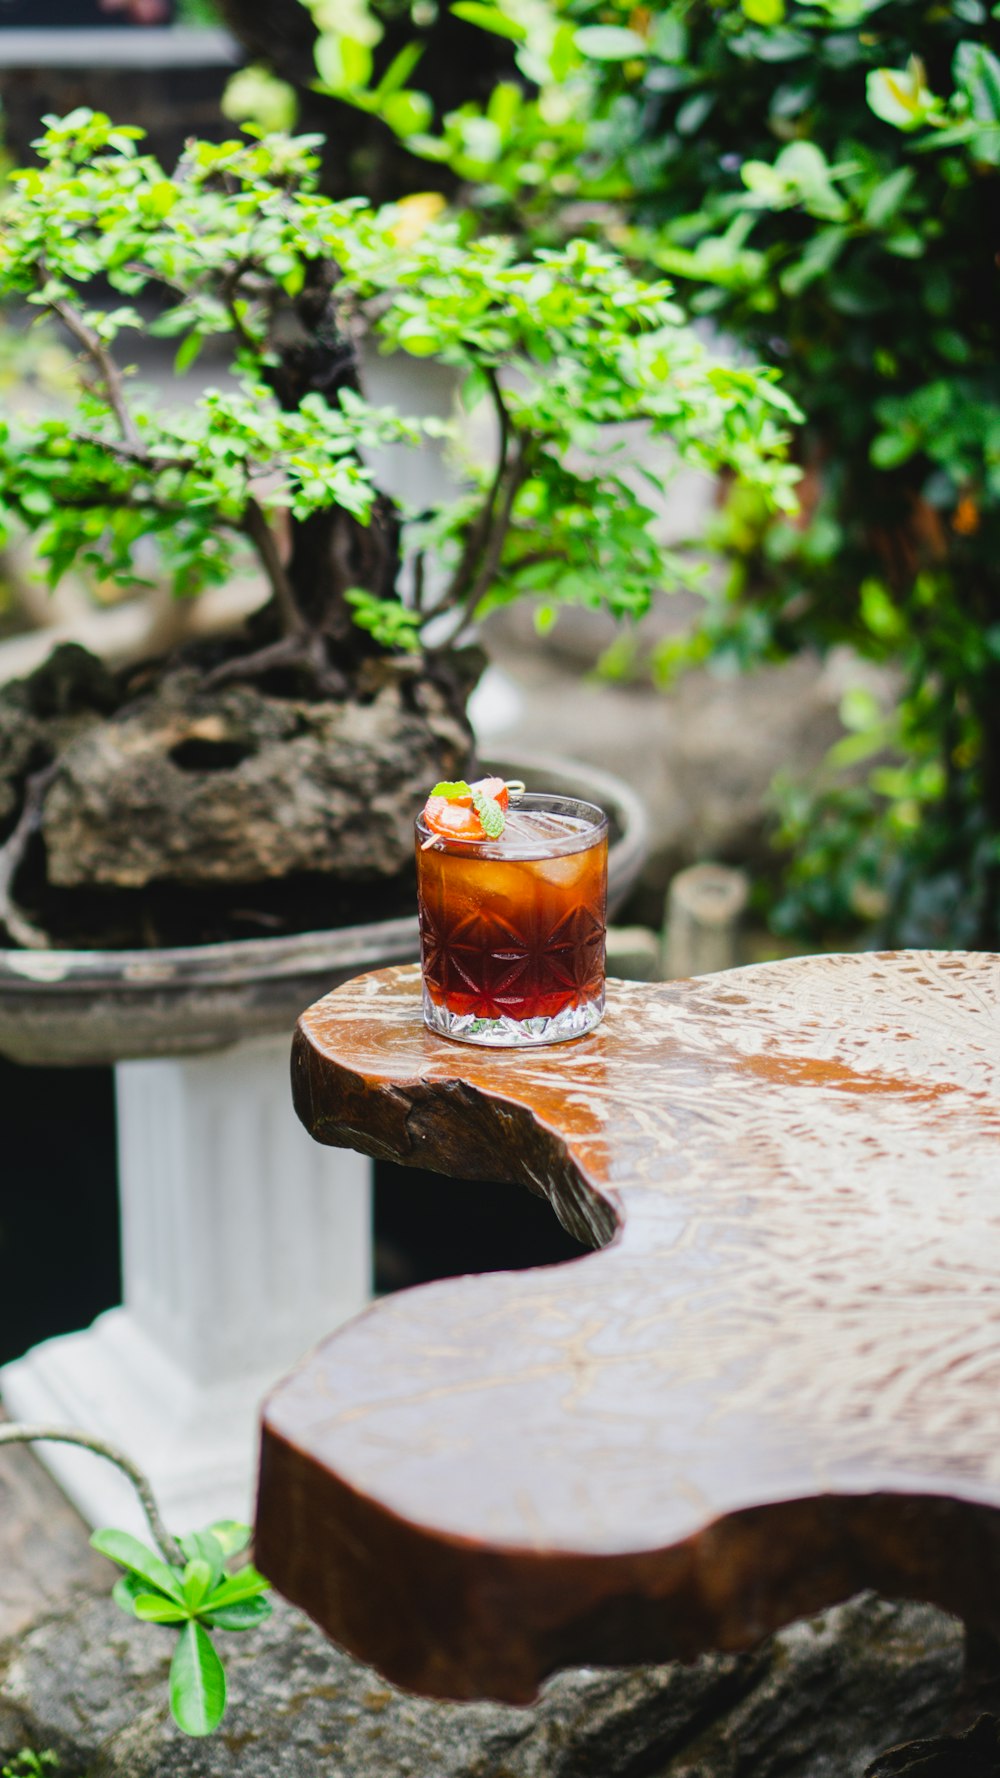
[
  {"left": 0, "top": 109, "right": 795, "bottom": 948},
  {"left": 356, "top": 0, "right": 1000, "bottom": 948}
]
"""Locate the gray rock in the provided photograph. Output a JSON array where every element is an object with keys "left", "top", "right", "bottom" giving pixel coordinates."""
[
  {"left": 0, "top": 1598, "right": 166, "bottom": 1772},
  {"left": 0, "top": 1591, "right": 964, "bottom": 1778},
  {"left": 864, "top": 1713, "right": 1000, "bottom": 1777},
  {"left": 0, "top": 642, "right": 120, "bottom": 831},
  {"left": 664, "top": 1596, "right": 964, "bottom": 1778},
  {"left": 0, "top": 682, "right": 39, "bottom": 829},
  {"left": 0, "top": 1432, "right": 108, "bottom": 1646},
  {"left": 40, "top": 664, "right": 471, "bottom": 891}
]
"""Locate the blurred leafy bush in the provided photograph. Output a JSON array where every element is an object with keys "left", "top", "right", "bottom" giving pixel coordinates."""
[
  {"left": 576, "top": 0, "right": 1000, "bottom": 947},
  {"left": 321, "top": 0, "right": 1000, "bottom": 946}
]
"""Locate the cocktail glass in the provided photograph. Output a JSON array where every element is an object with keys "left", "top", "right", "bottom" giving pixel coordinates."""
[{"left": 415, "top": 792, "right": 608, "bottom": 1047}]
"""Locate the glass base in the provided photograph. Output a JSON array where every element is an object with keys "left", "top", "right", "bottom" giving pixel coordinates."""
[{"left": 421, "top": 986, "right": 605, "bottom": 1048}]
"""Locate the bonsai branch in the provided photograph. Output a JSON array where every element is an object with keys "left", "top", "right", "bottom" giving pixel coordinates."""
[
  {"left": 242, "top": 496, "right": 304, "bottom": 638},
  {"left": 220, "top": 259, "right": 263, "bottom": 356},
  {"left": 204, "top": 627, "right": 348, "bottom": 696},
  {"left": 206, "top": 501, "right": 351, "bottom": 692},
  {"left": 45, "top": 491, "right": 193, "bottom": 520},
  {"left": 455, "top": 442, "right": 531, "bottom": 639},
  {"left": 48, "top": 295, "right": 144, "bottom": 454},
  {"left": 441, "top": 364, "right": 515, "bottom": 613},
  {"left": 485, "top": 365, "right": 511, "bottom": 488},
  {"left": 70, "top": 432, "right": 196, "bottom": 476},
  {"left": 503, "top": 547, "right": 562, "bottom": 575},
  {"left": 0, "top": 1423, "right": 184, "bottom": 1566}
]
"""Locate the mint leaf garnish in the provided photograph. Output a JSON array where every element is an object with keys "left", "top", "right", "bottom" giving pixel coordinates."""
[
  {"left": 471, "top": 786, "right": 506, "bottom": 839},
  {"left": 429, "top": 780, "right": 471, "bottom": 800}
]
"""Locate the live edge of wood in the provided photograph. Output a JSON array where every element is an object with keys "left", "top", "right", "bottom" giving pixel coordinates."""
[{"left": 256, "top": 955, "right": 1000, "bottom": 1702}]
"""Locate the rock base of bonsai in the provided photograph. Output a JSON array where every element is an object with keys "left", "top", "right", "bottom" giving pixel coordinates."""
[
  {"left": 867, "top": 1714, "right": 1000, "bottom": 1777},
  {"left": 0, "top": 641, "right": 476, "bottom": 949},
  {"left": 0, "top": 1591, "right": 968, "bottom": 1778}
]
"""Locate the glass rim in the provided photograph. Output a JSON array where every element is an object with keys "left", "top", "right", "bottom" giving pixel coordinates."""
[{"left": 415, "top": 791, "right": 609, "bottom": 859}]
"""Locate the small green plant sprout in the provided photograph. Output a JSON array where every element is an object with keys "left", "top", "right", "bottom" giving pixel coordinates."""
[
  {"left": 0, "top": 110, "right": 798, "bottom": 706},
  {"left": 0, "top": 1423, "right": 270, "bottom": 1742},
  {"left": 1, "top": 1753, "right": 59, "bottom": 1778},
  {"left": 91, "top": 1521, "right": 272, "bottom": 1737}
]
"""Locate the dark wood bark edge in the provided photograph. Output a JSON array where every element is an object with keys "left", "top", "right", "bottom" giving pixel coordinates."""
[{"left": 257, "top": 1433, "right": 1000, "bottom": 1701}]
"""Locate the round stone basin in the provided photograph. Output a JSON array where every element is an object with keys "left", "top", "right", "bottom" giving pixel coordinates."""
[{"left": 0, "top": 753, "right": 647, "bottom": 1065}]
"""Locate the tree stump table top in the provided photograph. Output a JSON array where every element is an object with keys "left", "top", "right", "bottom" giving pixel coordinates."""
[{"left": 256, "top": 952, "right": 1000, "bottom": 1703}]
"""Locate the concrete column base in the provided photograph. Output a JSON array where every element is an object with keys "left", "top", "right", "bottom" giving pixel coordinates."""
[{"left": 2, "top": 1032, "right": 372, "bottom": 1536}]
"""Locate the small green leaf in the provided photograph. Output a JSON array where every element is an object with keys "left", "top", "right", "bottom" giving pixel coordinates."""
[
  {"left": 450, "top": 2, "right": 527, "bottom": 41},
  {"left": 144, "top": 180, "right": 177, "bottom": 218},
  {"left": 375, "top": 40, "right": 424, "bottom": 95},
  {"left": 954, "top": 40, "right": 1000, "bottom": 121},
  {"left": 396, "top": 317, "right": 440, "bottom": 355},
  {"left": 182, "top": 1559, "right": 215, "bottom": 1612},
  {"left": 380, "top": 90, "right": 434, "bottom": 137},
  {"left": 203, "top": 1522, "right": 251, "bottom": 1560},
  {"left": 864, "top": 166, "right": 915, "bottom": 228},
  {"left": 859, "top": 578, "right": 905, "bottom": 642},
  {"left": 90, "top": 1530, "right": 186, "bottom": 1606},
  {"left": 780, "top": 226, "right": 848, "bottom": 295},
  {"left": 840, "top": 685, "right": 882, "bottom": 733},
  {"left": 471, "top": 786, "right": 506, "bottom": 838},
  {"left": 676, "top": 92, "right": 715, "bottom": 135},
  {"left": 170, "top": 1622, "right": 227, "bottom": 1737},
  {"left": 201, "top": 1566, "right": 271, "bottom": 1610},
  {"left": 112, "top": 1573, "right": 147, "bottom": 1617},
  {"left": 742, "top": 0, "right": 785, "bottom": 22},
  {"left": 867, "top": 60, "right": 938, "bottom": 132},
  {"left": 429, "top": 780, "right": 472, "bottom": 800},
  {"left": 174, "top": 331, "right": 204, "bottom": 375},
  {"left": 574, "top": 24, "right": 648, "bottom": 60},
  {"left": 20, "top": 489, "right": 53, "bottom": 516},
  {"left": 314, "top": 33, "right": 374, "bottom": 93},
  {"left": 133, "top": 1593, "right": 191, "bottom": 1624},
  {"left": 200, "top": 1597, "right": 274, "bottom": 1631},
  {"left": 870, "top": 430, "right": 916, "bottom": 468},
  {"left": 179, "top": 1530, "right": 226, "bottom": 1594}
]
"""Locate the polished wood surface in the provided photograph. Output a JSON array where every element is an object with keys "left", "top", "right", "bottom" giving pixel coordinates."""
[{"left": 256, "top": 953, "right": 1000, "bottom": 1701}]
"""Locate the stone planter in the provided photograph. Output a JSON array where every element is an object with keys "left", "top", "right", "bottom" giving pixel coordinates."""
[
  {"left": 0, "top": 750, "right": 645, "bottom": 1064},
  {"left": 0, "top": 752, "right": 647, "bottom": 1536}
]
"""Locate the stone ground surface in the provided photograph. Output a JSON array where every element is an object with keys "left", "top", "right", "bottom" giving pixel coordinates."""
[
  {"left": 0, "top": 1425, "right": 108, "bottom": 1645},
  {"left": 0, "top": 1438, "right": 979, "bottom": 1778},
  {"left": 0, "top": 1582, "right": 970, "bottom": 1778}
]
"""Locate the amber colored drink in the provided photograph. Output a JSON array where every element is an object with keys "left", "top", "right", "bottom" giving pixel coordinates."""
[{"left": 416, "top": 793, "right": 608, "bottom": 1047}]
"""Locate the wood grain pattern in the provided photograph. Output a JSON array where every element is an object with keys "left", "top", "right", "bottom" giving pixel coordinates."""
[{"left": 255, "top": 953, "right": 1000, "bottom": 1702}]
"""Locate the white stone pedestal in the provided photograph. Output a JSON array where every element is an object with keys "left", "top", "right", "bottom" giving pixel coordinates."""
[{"left": 1, "top": 1032, "right": 371, "bottom": 1538}]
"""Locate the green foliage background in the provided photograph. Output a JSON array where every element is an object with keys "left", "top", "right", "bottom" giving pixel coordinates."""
[
  {"left": 572, "top": 0, "right": 1000, "bottom": 948},
  {"left": 308, "top": 0, "right": 1000, "bottom": 946}
]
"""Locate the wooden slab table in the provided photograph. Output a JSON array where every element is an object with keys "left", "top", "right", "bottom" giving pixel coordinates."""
[{"left": 255, "top": 952, "right": 1000, "bottom": 1702}]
